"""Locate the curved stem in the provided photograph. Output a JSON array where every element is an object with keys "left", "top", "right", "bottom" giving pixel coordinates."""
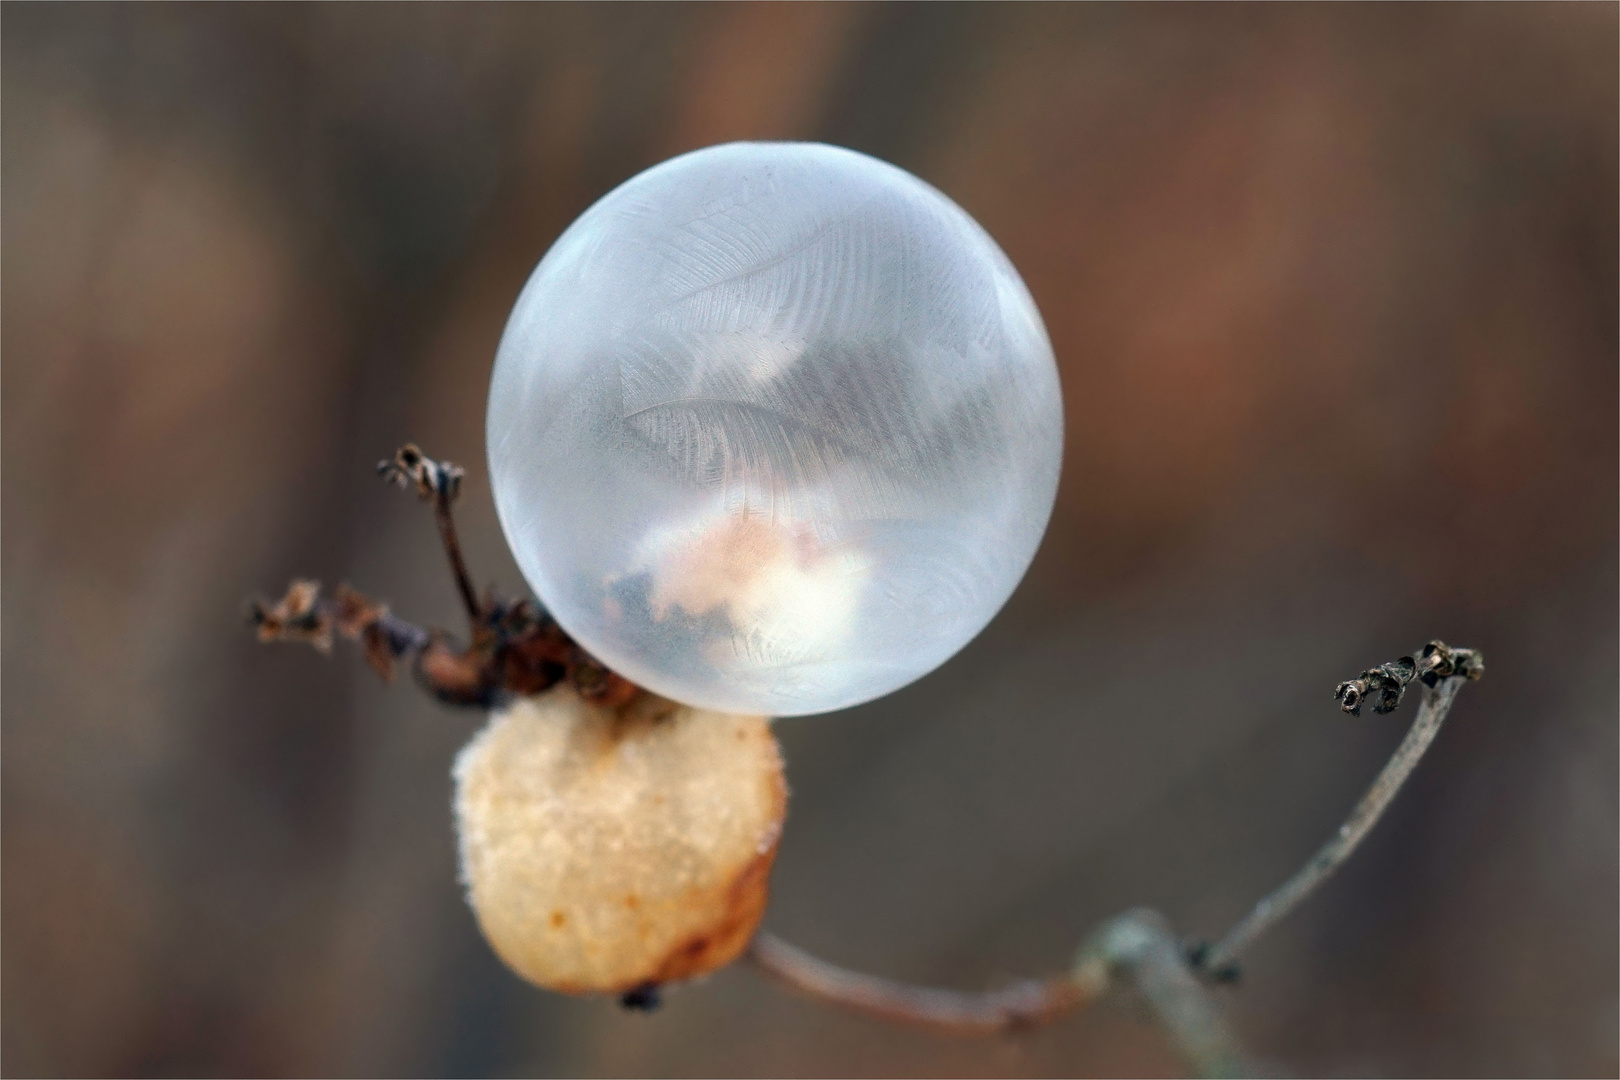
[
  {"left": 745, "top": 651, "right": 1477, "bottom": 1077},
  {"left": 749, "top": 913, "right": 1251, "bottom": 1075},
  {"left": 748, "top": 932, "right": 1096, "bottom": 1036},
  {"left": 376, "top": 444, "right": 481, "bottom": 626},
  {"left": 1200, "top": 675, "right": 1465, "bottom": 973}
]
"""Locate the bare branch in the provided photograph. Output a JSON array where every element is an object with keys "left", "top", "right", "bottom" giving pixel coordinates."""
[
  {"left": 748, "top": 641, "right": 1481, "bottom": 1077},
  {"left": 748, "top": 932, "right": 1095, "bottom": 1036},
  {"left": 1198, "top": 643, "right": 1484, "bottom": 975}
]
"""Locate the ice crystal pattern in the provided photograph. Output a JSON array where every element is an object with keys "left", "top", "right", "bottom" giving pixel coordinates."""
[{"left": 488, "top": 142, "right": 1062, "bottom": 716}]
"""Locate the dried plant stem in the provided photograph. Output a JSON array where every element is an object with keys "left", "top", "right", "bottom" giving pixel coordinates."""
[
  {"left": 434, "top": 489, "right": 482, "bottom": 625},
  {"left": 377, "top": 444, "right": 482, "bottom": 625},
  {"left": 749, "top": 932, "right": 1096, "bottom": 1036},
  {"left": 1199, "top": 674, "right": 1465, "bottom": 974},
  {"left": 750, "top": 911, "right": 1250, "bottom": 1073},
  {"left": 745, "top": 657, "right": 1480, "bottom": 1077}
]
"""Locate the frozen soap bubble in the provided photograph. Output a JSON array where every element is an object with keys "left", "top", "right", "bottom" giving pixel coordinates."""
[{"left": 487, "top": 142, "right": 1062, "bottom": 717}]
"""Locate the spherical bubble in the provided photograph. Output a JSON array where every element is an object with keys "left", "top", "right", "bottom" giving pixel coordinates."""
[{"left": 487, "top": 142, "right": 1062, "bottom": 717}]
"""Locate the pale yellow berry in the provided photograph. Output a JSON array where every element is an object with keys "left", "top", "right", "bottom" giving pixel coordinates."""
[{"left": 452, "top": 686, "right": 786, "bottom": 993}]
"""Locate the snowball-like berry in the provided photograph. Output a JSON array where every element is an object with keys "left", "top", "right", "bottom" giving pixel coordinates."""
[
  {"left": 453, "top": 687, "right": 785, "bottom": 993},
  {"left": 487, "top": 141, "right": 1062, "bottom": 716}
]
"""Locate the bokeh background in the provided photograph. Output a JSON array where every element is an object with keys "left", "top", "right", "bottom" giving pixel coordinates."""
[{"left": 4, "top": 3, "right": 1616, "bottom": 1077}]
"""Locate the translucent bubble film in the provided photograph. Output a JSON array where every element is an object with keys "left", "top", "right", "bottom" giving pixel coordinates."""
[{"left": 487, "top": 142, "right": 1062, "bottom": 716}]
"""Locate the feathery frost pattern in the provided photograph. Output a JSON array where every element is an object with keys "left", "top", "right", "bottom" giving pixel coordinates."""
[{"left": 488, "top": 142, "right": 1062, "bottom": 716}]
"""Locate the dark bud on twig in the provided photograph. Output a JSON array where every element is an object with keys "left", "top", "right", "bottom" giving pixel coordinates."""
[
  {"left": 619, "top": 983, "right": 662, "bottom": 1012},
  {"left": 1334, "top": 654, "right": 1418, "bottom": 715},
  {"left": 378, "top": 443, "right": 464, "bottom": 504},
  {"left": 1333, "top": 642, "right": 1485, "bottom": 715},
  {"left": 1417, "top": 640, "right": 1485, "bottom": 687}
]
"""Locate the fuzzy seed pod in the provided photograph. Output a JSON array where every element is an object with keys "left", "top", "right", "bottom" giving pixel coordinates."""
[{"left": 453, "top": 686, "right": 786, "bottom": 993}]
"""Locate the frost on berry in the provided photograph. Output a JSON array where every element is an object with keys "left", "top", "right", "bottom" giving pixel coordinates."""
[{"left": 453, "top": 686, "right": 786, "bottom": 994}]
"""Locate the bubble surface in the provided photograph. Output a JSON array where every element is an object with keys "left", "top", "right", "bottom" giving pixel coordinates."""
[{"left": 488, "top": 142, "right": 1062, "bottom": 716}]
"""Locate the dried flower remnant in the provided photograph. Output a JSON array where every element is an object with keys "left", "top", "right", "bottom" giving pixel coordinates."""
[
  {"left": 250, "top": 579, "right": 333, "bottom": 653},
  {"left": 1334, "top": 640, "right": 1484, "bottom": 716},
  {"left": 252, "top": 444, "right": 785, "bottom": 1001},
  {"left": 1334, "top": 654, "right": 1419, "bottom": 716},
  {"left": 250, "top": 446, "right": 638, "bottom": 710},
  {"left": 454, "top": 687, "right": 786, "bottom": 994},
  {"left": 1415, "top": 639, "right": 1485, "bottom": 685}
]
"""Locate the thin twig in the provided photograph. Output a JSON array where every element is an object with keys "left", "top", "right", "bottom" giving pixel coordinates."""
[
  {"left": 435, "top": 493, "right": 481, "bottom": 626},
  {"left": 748, "top": 913, "right": 1251, "bottom": 1072},
  {"left": 1199, "top": 672, "right": 1468, "bottom": 974},
  {"left": 378, "top": 444, "right": 481, "bottom": 626},
  {"left": 748, "top": 932, "right": 1095, "bottom": 1036},
  {"left": 745, "top": 643, "right": 1481, "bottom": 1076}
]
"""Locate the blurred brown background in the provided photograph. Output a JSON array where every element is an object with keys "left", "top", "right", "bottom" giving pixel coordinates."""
[{"left": 3, "top": 3, "right": 1616, "bottom": 1077}]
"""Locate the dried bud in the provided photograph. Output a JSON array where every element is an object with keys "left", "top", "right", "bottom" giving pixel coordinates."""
[
  {"left": 1334, "top": 655, "right": 1418, "bottom": 715},
  {"left": 250, "top": 579, "right": 332, "bottom": 653},
  {"left": 453, "top": 686, "right": 786, "bottom": 994},
  {"left": 1418, "top": 640, "right": 1485, "bottom": 686},
  {"left": 378, "top": 443, "right": 464, "bottom": 503}
]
